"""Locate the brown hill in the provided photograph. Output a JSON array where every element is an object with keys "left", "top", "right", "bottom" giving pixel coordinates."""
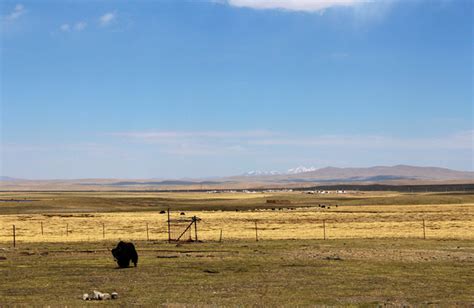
[{"left": 228, "top": 165, "right": 474, "bottom": 183}]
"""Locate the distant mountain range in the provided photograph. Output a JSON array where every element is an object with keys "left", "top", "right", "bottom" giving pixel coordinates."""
[
  {"left": 234, "top": 165, "right": 474, "bottom": 183},
  {"left": 243, "top": 166, "right": 318, "bottom": 176},
  {"left": 0, "top": 176, "right": 23, "bottom": 181},
  {"left": 1, "top": 165, "right": 473, "bottom": 190},
  {"left": 243, "top": 170, "right": 282, "bottom": 176}
]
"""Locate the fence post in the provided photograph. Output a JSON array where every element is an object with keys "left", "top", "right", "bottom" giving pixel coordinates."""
[
  {"left": 422, "top": 219, "right": 426, "bottom": 240},
  {"left": 194, "top": 216, "right": 198, "bottom": 242},
  {"left": 255, "top": 221, "right": 259, "bottom": 242},
  {"left": 323, "top": 220, "right": 326, "bottom": 240},
  {"left": 41, "top": 222, "right": 44, "bottom": 236},
  {"left": 219, "top": 229, "right": 223, "bottom": 243},
  {"left": 102, "top": 223, "right": 105, "bottom": 239},
  {"left": 167, "top": 208, "right": 171, "bottom": 243},
  {"left": 66, "top": 223, "right": 68, "bottom": 237},
  {"left": 13, "top": 225, "right": 16, "bottom": 248},
  {"left": 146, "top": 223, "right": 149, "bottom": 241}
]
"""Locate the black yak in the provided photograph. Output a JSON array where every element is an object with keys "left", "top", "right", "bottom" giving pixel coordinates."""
[{"left": 111, "top": 241, "right": 138, "bottom": 268}]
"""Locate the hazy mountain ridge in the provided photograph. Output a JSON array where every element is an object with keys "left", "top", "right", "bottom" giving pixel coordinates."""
[
  {"left": 243, "top": 166, "right": 318, "bottom": 176},
  {"left": 287, "top": 166, "right": 318, "bottom": 174},
  {"left": 243, "top": 170, "right": 282, "bottom": 176},
  {"left": 0, "top": 176, "right": 23, "bottom": 181},
  {"left": 1, "top": 165, "right": 473, "bottom": 190},
  {"left": 231, "top": 165, "right": 474, "bottom": 182}
]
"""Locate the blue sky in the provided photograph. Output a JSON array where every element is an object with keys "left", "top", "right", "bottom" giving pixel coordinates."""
[{"left": 1, "top": 0, "right": 472, "bottom": 179}]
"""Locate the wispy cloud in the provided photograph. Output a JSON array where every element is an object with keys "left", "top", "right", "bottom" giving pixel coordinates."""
[
  {"left": 250, "top": 130, "right": 474, "bottom": 150},
  {"left": 99, "top": 11, "right": 116, "bottom": 26},
  {"left": 59, "top": 24, "right": 70, "bottom": 32},
  {"left": 223, "top": 0, "right": 372, "bottom": 12},
  {"left": 330, "top": 52, "right": 349, "bottom": 60},
  {"left": 110, "top": 130, "right": 276, "bottom": 140},
  {"left": 10, "top": 129, "right": 467, "bottom": 160},
  {"left": 59, "top": 21, "right": 87, "bottom": 32},
  {"left": 3, "top": 130, "right": 472, "bottom": 177},
  {"left": 74, "top": 21, "right": 87, "bottom": 31},
  {"left": 219, "top": 0, "right": 396, "bottom": 25},
  {"left": 110, "top": 129, "right": 473, "bottom": 154},
  {"left": 108, "top": 130, "right": 275, "bottom": 156},
  {"left": 4, "top": 3, "right": 25, "bottom": 21}
]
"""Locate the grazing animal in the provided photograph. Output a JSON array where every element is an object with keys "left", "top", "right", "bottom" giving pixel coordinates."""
[
  {"left": 159, "top": 210, "right": 166, "bottom": 214},
  {"left": 111, "top": 241, "right": 138, "bottom": 268},
  {"left": 180, "top": 212, "right": 186, "bottom": 215}
]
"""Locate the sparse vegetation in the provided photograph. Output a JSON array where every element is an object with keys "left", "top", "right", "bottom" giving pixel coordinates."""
[
  {"left": 0, "top": 191, "right": 473, "bottom": 305},
  {"left": 1, "top": 239, "right": 473, "bottom": 306}
]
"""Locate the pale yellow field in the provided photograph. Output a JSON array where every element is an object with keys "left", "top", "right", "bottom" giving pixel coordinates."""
[{"left": 1, "top": 203, "right": 473, "bottom": 243}]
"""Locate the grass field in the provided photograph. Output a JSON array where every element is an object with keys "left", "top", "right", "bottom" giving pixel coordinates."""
[
  {"left": 1, "top": 203, "right": 473, "bottom": 243},
  {"left": 1, "top": 190, "right": 474, "bottom": 213},
  {"left": 0, "top": 190, "right": 473, "bottom": 305},
  {"left": 0, "top": 191, "right": 473, "bottom": 243},
  {"left": 1, "top": 239, "right": 473, "bottom": 306}
]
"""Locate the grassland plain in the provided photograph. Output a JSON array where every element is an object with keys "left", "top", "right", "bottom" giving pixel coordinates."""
[
  {"left": 1, "top": 203, "right": 473, "bottom": 243},
  {"left": 0, "top": 191, "right": 473, "bottom": 306},
  {"left": 1, "top": 239, "right": 473, "bottom": 306},
  {"left": 0, "top": 191, "right": 473, "bottom": 242},
  {"left": 1, "top": 191, "right": 474, "bottom": 213}
]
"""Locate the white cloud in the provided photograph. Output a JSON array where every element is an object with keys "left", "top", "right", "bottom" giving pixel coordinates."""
[
  {"left": 330, "top": 52, "right": 349, "bottom": 59},
  {"left": 3, "top": 130, "right": 472, "bottom": 177},
  {"left": 60, "top": 24, "right": 70, "bottom": 32},
  {"left": 4, "top": 4, "right": 25, "bottom": 20},
  {"left": 110, "top": 130, "right": 276, "bottom": 140},
  {"left": 74, "top": 21, "right": 87, "bottom": 31},
  {"left": 60, "top": 21, "right": 87, "bottom": 32},
  {"left": 250, "top": 130, "right": 474, "bottom": 150},
  {"left": 99, "top": 11, "right": 116, "bottom": 26},
  {"left": 111, "top": 129, "right": 473, "bottom": 151},
  {"left": 225, "top": 0, "right": 371, "bottom": 12},
  {"left": 108, "top": 130, "right": 275, "bottom": 156}
]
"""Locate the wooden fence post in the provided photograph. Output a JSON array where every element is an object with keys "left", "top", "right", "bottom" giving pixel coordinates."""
[
  {"left": 66, "top": 223, "right": 69, "bottom": 237},
  {"left": 219, "top": 229, "right": 223, "bottom": 243},
  {"left": 323, "top": 220, "right": 326, "bottom": 240},
  {"left": 13, "top": 225, "right": 16, "bottom": 248},
  {"left": 255, "top": 221, "right": 259, "bottom": 242},
  {"left": 422, "top": 219, "right": 426, "bottom": 240},
  {"left": 41, "top": 222, "right": 44, "bottom": 236},
  {"left": 167, "top": 208, "right": 171, "bottom": 243},
  {"left": 194, "top": 216, "right": 198, "bottom": 242},
  {"left": 146, "top": 223, "right": 149, "bottom": 241},
  {"left": 102, "top": 223, "right": 105, "bottom": 239}
]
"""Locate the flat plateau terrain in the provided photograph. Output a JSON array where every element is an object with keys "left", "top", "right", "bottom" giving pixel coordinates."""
[
  {"left": 1, "top": 239, "right": 473, "bottom": 306},
  {"left": 0, "top": 191, "right": 473, "bottom": 305}
]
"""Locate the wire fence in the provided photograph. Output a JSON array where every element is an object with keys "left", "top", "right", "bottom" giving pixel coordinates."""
[{"left": 1, "top": 209, "right": 473, "bottom": 246}]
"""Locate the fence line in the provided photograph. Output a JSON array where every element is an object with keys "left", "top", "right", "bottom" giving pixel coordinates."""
[{"left": 3, "top": 217, "right": 473, "bottom": 247}]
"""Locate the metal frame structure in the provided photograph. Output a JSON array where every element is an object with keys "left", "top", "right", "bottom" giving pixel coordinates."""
[{"left": 166, "top": 208, "right": 201, "bottom": 242}]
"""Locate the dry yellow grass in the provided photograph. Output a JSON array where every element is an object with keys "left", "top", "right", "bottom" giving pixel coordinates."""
[
  {"left": 2, "top": 191, "right": 473, "bottom": 306},
  {"left": 1, "top": 203, "right": 472, "bottom": 243}
]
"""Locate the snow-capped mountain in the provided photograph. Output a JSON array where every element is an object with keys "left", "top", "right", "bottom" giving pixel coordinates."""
[
  {"left": 244, "top": 166, "right": 317, "bottom": 176},
  {"left": 240, "top": 165, "right": 474, "bottom": 182},
  {"left": 243, "top": 170, "right": 282, "bottom": 176},
  {"left": 287, "top": 166, "right": 318, "bottom": 174}
]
